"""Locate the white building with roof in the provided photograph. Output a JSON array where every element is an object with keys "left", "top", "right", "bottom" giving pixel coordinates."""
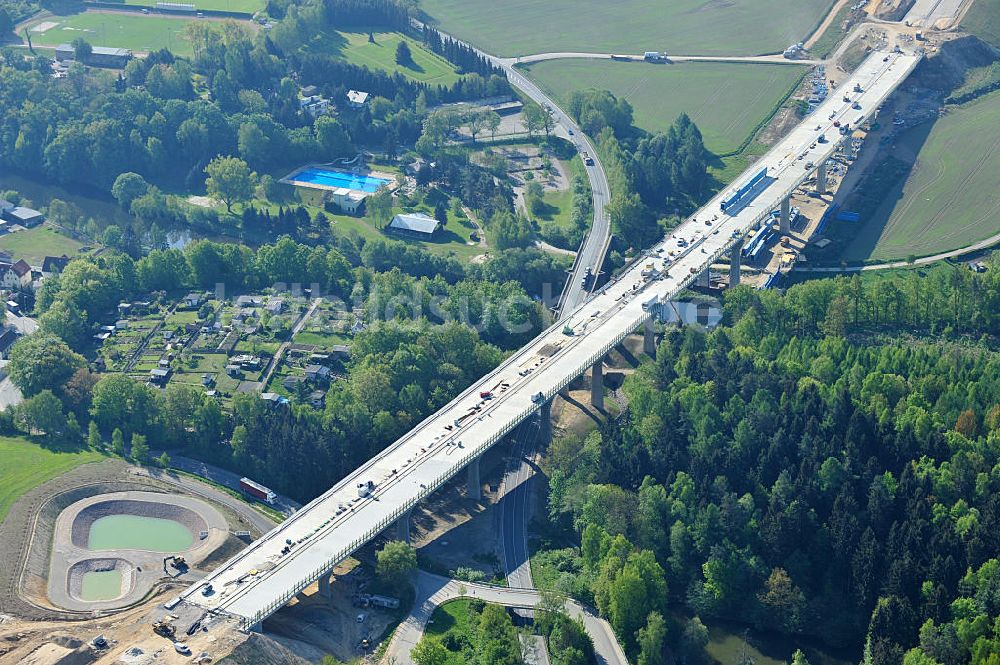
[
  {"left": 330, "top": 188, "right": 368, "bottom": 215},
  {"left": 346, "top": 90, "right": 370, "bottom": 109}
]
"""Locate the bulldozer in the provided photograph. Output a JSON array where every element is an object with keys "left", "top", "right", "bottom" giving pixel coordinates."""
[{"left": 152, "top": 621, "right": 176, "bottom": 638}]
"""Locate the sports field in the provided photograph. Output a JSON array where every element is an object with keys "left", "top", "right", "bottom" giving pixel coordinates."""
[
  {"left": 99, "top": 0, "right": 262, "bottom": 14},
  {"left": 24, "top": 11, "right": 197, "bottom": 56},
  {"left": 303, "top": 30, "right": 464, "bottom": 86},
  {"left": 0, "top": 437, "right": 103, "bottom": 523},
  {"left": 842, "top": 91, "right": 1000, "bottom": 262},
  {"left": 520, "top": 60, "right": 806, "bottom": 154},
  {"left": 420, "top": 0, "right": 833, "bottom": 57}
]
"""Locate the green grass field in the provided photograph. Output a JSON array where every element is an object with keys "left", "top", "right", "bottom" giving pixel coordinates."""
[
  {"left": 25, "top": 11, "right": 197, "bottom": 56},
  {"left": 961, "top": 0, "right": 1000, "bottom": 49},
  {"left": 302, "top": 30, "right": 464, "bottom": 86},
  {"left": 0, "top": 225, "right": 86, "bottom": 264},
  {"left": 520, "top": 60, "right": 806, "bottom": 154},
  {"left": 420, "top": 0, "right": 833, "bottom": 57},
  {"left": 97, "top": 0, "right": 263, "bottom": 14},
  {"left": 840, "top": 91, "right": 1000, "bottom": 262},
  {"left": 0, "top": 438, "right": 104, "bottom": 523}
]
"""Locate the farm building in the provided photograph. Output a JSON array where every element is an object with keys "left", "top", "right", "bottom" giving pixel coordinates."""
[
  {"left": 55, "top": 44, "right": 132, "bottom": 68},
  {"left": 3, "top": 206, "right": 44, "bottom": 227},
  {"left": 388, "top": 213, "right": 440, "bottom": 239}
]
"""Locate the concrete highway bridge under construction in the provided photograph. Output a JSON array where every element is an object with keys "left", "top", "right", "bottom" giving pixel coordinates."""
[{"left": 176, "top": 49, "right": 922, "bottom": 632}]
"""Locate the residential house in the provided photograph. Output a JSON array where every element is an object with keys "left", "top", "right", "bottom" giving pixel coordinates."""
[
  {"left": 0, "top": 326, "right": 20, "bottom": 359},
  {"left": 265, "top": 298, "right": 285, "bottom": 314},
  {"left": 183, "top": 292, "right": 204, "bottom": 308},
  {"left": 346, "top": 90, "right": 370, "bottom": 109},
  {"left": 0, "top": 260, "right": 32, "bottom": 289},
  {"left": 388, "top": 213, "right": 440, "bottom": 239},
  {"left": 0, "top": 200, "right": 14, "bottom": 216}
]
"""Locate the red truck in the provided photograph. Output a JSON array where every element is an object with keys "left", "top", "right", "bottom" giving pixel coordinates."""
[{"left": 239, "top": 477, "right": 277, "bottom": 505}]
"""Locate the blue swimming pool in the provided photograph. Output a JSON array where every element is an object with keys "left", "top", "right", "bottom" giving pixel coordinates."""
[{"left": 292, "top": 167, "right": 390, "bottom": 193}]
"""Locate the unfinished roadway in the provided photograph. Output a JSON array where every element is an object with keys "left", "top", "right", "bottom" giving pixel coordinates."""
[{"left": 176, "top": 48, "right": 922, "bottom": 634}]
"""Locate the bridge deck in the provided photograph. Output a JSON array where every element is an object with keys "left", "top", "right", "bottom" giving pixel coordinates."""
[{"left": 181, "top": 50, "right": 921, "bottom": 628}]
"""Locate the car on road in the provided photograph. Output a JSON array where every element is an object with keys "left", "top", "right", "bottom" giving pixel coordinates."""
[
  {"left": 567, "top": 129, "right": 574, "bottom": 135},
  {"left": 356, "top": 613, "right": 367, "bottom": 623},
  {"left": 174, "top": 643, "right": 191, "bottom": 655}
]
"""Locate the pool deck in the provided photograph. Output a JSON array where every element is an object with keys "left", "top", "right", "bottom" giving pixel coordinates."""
[
  {"left": 279, "top": 163, "right": 396, "bottom": 194},
  {"left": 47, "top": 491, "right": 227, "bottom": 612}
]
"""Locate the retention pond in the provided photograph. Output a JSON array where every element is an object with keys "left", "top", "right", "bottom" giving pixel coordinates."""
[{"left": 88, "top": 515, "right": 194, "bottom": 552}]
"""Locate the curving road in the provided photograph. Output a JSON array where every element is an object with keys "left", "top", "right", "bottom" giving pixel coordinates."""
[
  {"left": 411, "top": 18, "right": 612, "bottom": 317},
  {"left": 384, "top": 570, "right": 628, "bottom": 665}
]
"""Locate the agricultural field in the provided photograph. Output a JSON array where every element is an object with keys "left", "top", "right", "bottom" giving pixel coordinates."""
[
  {"left": 23, "top": 11, "right": 198, "bottom": 56},
  {"left": 0, "top": 437, "right": 103, "bottom": 523},
  {"left": 0, "top": 225, "right": 86, "bottom": 265},
  {"left": 419, "top": 0, "right": 833, "bottom": 57},
  {"left": 520, "top": 60, "right": 807, "bottom": 154},
  {"left": 961, "top": 0, "right": 1000, "bottom": 49},
  {"left": 839, "top": 90, "right": 1000, "bottom": 262},
  {"left": 303, "top": 30, "right": 464, "bottom": 86}
]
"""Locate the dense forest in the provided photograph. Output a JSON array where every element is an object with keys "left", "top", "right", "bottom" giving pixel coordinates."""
[
  {"left": 537, "top": 258, "right": 1000, "bottom": 665},
  {"left": 562, "top": 89, "right": 712, "bottom": 251}
]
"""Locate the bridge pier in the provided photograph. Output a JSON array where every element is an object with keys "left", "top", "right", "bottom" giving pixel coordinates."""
[
  {"left": 730, "top": 238, "right": 743, "bottom": 287},
  {"left": 643, "top": 318, "right": 656, "bottom": 358},
  {"left": 779, "top": 197, "right": 791, "bottom": 234},
  {"left": 539, "top": 400, "right": 552, "bottom": 444},
  {"left": 591, "top": 357, "right": 604, "bottom": 411},
  {"left": 696, "top": 268, "right": 711, "bottom": 288},
  {"left": 395, "top": 506, "right": 413, "bottom": 544},
  {"left": 467, "top": 455, "right": 481, "bottom": 501},
  {"left": 816, "top": 160, "right": 828, "bottom": 195}
]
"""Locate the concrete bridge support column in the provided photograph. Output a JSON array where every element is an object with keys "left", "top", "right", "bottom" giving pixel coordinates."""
[
  {"left": 467, "top": 455, "right": 482, "bottom": 501},
  {"left": 395, "top": 506, "right": 413, "bottom": 544},
  {"left": 730, "top": 238, "right": 743, "bottom": 287},
  {"left": 697, "top": 268, "right": 711, "bottom": 288},
  {"left": 779, "top": 197, "right": 791, "bottom": 234},
  {"left": 643, "top": 318, "right": 656, "bottom": 358},
  {"left": 539, "top": 400, "right": 553, "bottom": 444},
  {"left": 318, "top": 571, "right": 333, "bottom": 598},
  {"left": 591, "top": 357, "right": 604, "bottom": 411},
  {"left": 816, "top": 160, "right": 828, "bottom": 195}
]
